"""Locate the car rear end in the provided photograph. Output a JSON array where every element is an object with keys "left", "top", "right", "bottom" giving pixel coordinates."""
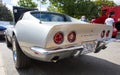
[{"left": 30, "top": 23, "right": 112, "bottom": 62}]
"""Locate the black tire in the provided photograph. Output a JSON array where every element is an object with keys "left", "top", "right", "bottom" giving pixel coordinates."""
[
  {"left": 6, "top": 36, "right": 12, "bottom": 47},
  {"left": 12, "top": 35, "right": 31, "bottom": 69}
]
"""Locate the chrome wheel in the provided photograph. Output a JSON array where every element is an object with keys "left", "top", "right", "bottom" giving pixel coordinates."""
[{"left": 12, "top": 36, "right": 17, "bottom": 63}]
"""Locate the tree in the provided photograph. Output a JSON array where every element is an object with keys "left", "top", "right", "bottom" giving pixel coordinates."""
[
  {"left": 18, "top": 0, "right": 37, "bottom": 8},
  {"left": 0, "top": 4, "right": 13, "bottom": 21},
  {"left": 47, "top": 3, "right": 59, "bottom": 12},
  {"left": 45, "top": 0, "right": 115, "bottom": 21},
  {"left": 94, "top": 0, "right": 115, "bottom": 17},
  {"left": 94, "top": 0, "right": 115, "bottom": 7},
  {"left": 46, "top": 0, "right": 99, "bottom": 20}
]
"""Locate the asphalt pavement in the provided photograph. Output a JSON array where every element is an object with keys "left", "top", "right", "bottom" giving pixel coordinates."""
[
  {"left": 0, "top": 39, "right": 120, "bottom": 75},
  {"left": 0, "top": 49, "right": 6, "bottom": 75}
]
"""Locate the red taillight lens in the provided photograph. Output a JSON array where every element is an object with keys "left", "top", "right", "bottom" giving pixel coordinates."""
[
  {"left": 101, "top": 30, "right": 105, "bottom": 38},
  {"left": 106, "top": 30, "right": 110, "bottom": 37},
  {"left": 68, "top": 31, "right": 76, "bottom": 43},
  {"left": 54, "top": 32, "right": 64, "bottom": 44}
]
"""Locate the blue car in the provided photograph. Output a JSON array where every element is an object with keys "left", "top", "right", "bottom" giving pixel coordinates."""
[{"left": 0, "top": 25, "right": 6, "bottom": 39}]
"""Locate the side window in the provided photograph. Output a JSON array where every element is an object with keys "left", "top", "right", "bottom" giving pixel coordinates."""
[
  {"left": 51, "top": 15, "right": 64, "bottom": 22},
  {"left": 31, "top": 12, "right": 72, "bottom": 22},
  {"left": 40, "top": 14, "right": 51, "bottom": 21},
  {"left": 65, "top": 16, "right": 72, "bottom": 22},
  {"left": 32, "top": 13, "right": 40, "bottom": 19}
]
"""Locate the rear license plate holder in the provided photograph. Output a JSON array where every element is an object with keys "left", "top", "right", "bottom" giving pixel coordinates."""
[{"left": 80, "top": 41, "right": 95, "bottom": 55}]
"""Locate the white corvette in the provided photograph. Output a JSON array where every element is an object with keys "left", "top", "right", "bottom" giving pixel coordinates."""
[{"left": 5, "top": 6, "right": 112, "bottom": 69}]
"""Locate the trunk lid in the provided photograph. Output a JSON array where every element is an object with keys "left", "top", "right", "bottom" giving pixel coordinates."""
[{"left": 45, "top": 23, "right": 112, "bottom": 49}]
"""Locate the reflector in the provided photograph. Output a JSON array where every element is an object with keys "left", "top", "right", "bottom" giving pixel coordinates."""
[{"left": 68, "top": 31, "right": 76, "bottom": 42}]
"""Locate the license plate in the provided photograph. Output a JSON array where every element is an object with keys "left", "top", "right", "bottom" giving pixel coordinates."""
[{"left": 81, "top": 41, "right": 95, "bottom": 55}]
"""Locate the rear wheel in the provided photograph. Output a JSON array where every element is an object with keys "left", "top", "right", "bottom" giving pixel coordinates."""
[{"left": 12, "top": 35, "right": 31, "bottom": 69}]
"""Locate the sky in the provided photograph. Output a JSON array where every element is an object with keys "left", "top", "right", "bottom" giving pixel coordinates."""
[{"left": 2, "top": 0, "right": 49, "bottom": 11}]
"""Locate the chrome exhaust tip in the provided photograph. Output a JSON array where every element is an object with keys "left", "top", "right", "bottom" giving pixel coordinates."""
[{"left": 51, "top": 56, "right": 59, "bottom": 62}]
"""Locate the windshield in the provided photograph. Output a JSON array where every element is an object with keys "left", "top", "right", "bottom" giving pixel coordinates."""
[{"left": 31, "top": 12, "right": 70, "bottom": 22}]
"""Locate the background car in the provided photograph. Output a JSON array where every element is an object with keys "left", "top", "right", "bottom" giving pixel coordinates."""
[
  {"left": 0, "top": 25, "right": 6, "bottom": 39},
  {"left": 112, "top": 27, "right": 118, "bottom": 38}
]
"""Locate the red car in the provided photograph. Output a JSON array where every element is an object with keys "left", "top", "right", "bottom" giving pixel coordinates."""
[
  {"left": 112, "top": 27, "right": 118, "bottom": 38},
  {"left": 92, "top": 5, "right": 120, "bottom": 38}
]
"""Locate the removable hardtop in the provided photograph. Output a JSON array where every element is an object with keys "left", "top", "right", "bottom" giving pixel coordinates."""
[{"left": 13, "top": 6, "right": 38, "bottom": 24}]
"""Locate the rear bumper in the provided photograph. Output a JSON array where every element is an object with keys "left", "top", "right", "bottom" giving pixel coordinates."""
[
  {"left": 30, "top": 46, "right": 83, "bottom": 62},
  {"left": 24, "top": 39, "right": 111, "bottom": 62}
]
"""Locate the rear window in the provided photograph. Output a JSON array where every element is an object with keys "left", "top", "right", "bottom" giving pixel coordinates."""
[{"left": 31, "top": 12, "right": 70, "bottom": 22}]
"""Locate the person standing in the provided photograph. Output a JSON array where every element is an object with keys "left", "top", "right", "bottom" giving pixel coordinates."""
[
  {"left": 80, "top": 15, "right": 87, "bottom": 22},
  {"left": 105, "top": 15, "right": 115, "bottom": 27},
  {"left": 105, "top": 15, "right": 118, "bottom": 38}
]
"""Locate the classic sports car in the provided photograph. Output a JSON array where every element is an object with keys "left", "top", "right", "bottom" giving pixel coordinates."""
[{"left": 6, "top": 6, "right": 113, "bottom": 69}]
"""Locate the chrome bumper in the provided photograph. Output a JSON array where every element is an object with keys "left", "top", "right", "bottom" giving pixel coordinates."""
[
  {"left": 31, "top": 46, "right": 84, "bottom": 54},
  {"left": 30, "top": 46, "right": 83, "bottom": 62},
  {"left": 28, "top": 39, "right": 112, "bottom": 62}
]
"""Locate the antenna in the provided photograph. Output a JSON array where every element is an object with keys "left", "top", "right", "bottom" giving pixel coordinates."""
[
  {"left": 37, "top": 0, "right": 42, "bottom": 23},
  {"left": 40, "top": 0, "right": 42, "bottom": 23}
]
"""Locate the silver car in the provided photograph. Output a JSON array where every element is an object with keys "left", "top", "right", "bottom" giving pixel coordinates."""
[{"left": 5, "top": 6, "right": 113, "bottom": 69}]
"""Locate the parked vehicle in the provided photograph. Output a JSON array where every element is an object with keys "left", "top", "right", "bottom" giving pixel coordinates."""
[
  {"left": 5, "top": 25, "right": 13, "bottom": 46},
  {"left": 0, "top": 21, "right": 11, "bottom": 39},
  {"left": 0, "top": 25, "right": 6, "bottom": 39},
  {"left": 92, "top": 5, "right": 120, "bottom": 37},
  {"left": 5, "top": 6, "right": 113, "bottom": 69}
]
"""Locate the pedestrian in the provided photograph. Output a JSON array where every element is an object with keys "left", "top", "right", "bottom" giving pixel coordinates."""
[
  {"left": 80, "top": 15, "right": 87, "bottom": 22},
  {"left": 105, "top": 15, "right": 115, "bottom": 27}
]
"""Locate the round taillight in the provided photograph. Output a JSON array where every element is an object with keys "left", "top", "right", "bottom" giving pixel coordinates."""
[
  {"left": 54, "top": 32, "right": 64, "bottom": 44},
  {"left": 68, "top": 31, "right": 76, "bottom": 43},
  {"left": 101, "top": 30, "right": 105, "bottom": 38},
  {"left": 106, "top": 30, "right": 110, "bottom": 37}
]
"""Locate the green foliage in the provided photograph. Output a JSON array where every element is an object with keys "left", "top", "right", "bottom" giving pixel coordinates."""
[
  {"left": 37, "top": 0, "right": 47, "bottom": 4},
  {"left": 95, "top": 0, "right": 115, "bottom": 7},
  {"left": 94, "top": 0, "right": 115, "bottom": 18},
  {"left": 47, "top": 4, "right": 58, "bottom": 12},
  {"left": 18, "top": 0, "right": 37, "bottom": 8},
  {"left": 0, "top": 4, "right": 13, "bottom": 21},
  {"left": 47, "top": 0, "right": 99, "bottom": 20},
  {"left": 41, "top": 0, "right": 116, "bottom": 21},
  {"left": 94, "top": 0, "right": 115, "bottom": 12}
]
